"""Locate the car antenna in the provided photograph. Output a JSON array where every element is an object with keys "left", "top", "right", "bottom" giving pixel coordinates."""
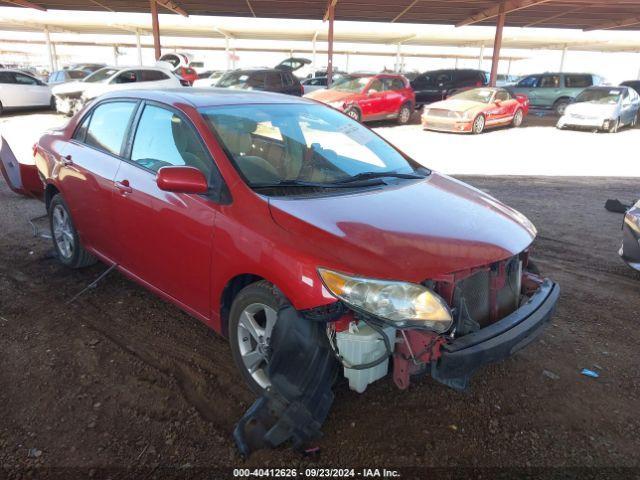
[{"left": 65, "top": 263, "right": 118, "bottom": 305}]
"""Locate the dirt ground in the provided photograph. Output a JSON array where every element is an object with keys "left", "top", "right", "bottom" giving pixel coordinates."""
[{"left": 2, "top": 169, "right": 640, "bottom": 477}]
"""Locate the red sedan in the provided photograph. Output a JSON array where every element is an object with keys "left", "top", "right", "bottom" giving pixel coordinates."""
[
  {"left": 305, "top": 73, "right": 415, "bottom": 124},
  {"left": 421, "top": 87, "right": 530, "bottom": 134},
  {"left": 1, "top": 89, "right": 558, "bottom": 396}
]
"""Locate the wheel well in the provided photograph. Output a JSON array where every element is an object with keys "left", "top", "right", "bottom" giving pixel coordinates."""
[
  {"left": 219, "top": 274, "right": 265, "bottom": 338},
  {"left": 554, "top": 97, "right": 571, "bottom": 105},
  {"left": 44, "top": 184, "right": 59, "bottom": 211}
]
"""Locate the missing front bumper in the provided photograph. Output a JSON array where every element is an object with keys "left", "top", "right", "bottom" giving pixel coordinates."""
[{"left": 431, "top": 279, "right": 559, "bottom": 390}]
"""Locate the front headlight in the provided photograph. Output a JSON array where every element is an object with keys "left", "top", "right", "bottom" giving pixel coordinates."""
[
  {"left": 328, "top": 101, "right": 345, "bottom": 110},
  {"left": 462, "top": 110, "right": 474, "bottom": 120},
  {"left": 318, "top": 268, "right": 453, "bottom": 332}
]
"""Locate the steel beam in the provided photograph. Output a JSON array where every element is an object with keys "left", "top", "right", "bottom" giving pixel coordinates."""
[
  {"left": 584, "top": 15, "right": 640, "bottom": 32},
  {"left": 457, "top": 0, "right": 551, "bottom": 27},
  {"left": 489, "top": 3, "right": 506, "bottom": 87},
  {"left": 150, "top": 0, "right": 161, "bottom": 60},
  {"left": 2, "top": 0, "right": 45, "bottom": 11}
]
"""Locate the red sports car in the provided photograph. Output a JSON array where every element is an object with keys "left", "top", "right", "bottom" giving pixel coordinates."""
[
  {"left": 305, "top": 73, "right": 415, "bottom": 124},
  {"left": 421, "top": 87, "right": 530, "bottom": 134}
]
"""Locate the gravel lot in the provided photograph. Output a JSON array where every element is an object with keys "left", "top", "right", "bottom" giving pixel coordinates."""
[{"left": 1, "top": 109, "right": 640, "bottom": 476}]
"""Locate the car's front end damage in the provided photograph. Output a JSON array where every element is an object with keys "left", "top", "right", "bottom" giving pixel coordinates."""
[
  {"left": 318, "top": 250, "right": 559, "bottom": 393},
  {"left": 619, "top": 200, "right": 640, "bottom": 271}
]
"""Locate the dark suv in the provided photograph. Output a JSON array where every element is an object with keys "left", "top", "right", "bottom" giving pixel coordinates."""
[
  {"left": 216, "top": 69, "right": 303, "bottom": 96},
  {"left": 411, "top": 69, "right": 487, "bottom": 106}
]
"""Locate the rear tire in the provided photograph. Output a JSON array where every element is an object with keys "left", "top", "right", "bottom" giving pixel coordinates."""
[
  {"left": 49, "top": 194, "right": 97, "bottom": 269},
  {"left": 229, "top": 281, "right": 282, "bottom": 395},
  {"left": 554, "top": 99, "right": 570, "bottom": 116},
  {"left": 396, "top": 102, "right": 412, "bottom": 125},
  {"left": 0, "top": 101, "right": 3, "bottom": 116},
  {"left": 472, "top": 114, "right": 486, "bottom": 134}
]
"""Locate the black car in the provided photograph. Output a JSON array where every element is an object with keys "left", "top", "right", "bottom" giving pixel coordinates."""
[
  {"left": 410, "top": 69, "right": 488, "bottom": 106},
  {"left": 217, "top": 69, "right": 303, "bottom": 96},
  {"left": 621, "top": 80, "right": 640, "bottom": 95}
]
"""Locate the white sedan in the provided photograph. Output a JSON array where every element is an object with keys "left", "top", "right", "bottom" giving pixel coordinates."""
[
  {"left": 52, "top": 66, "right": 182, "bottom": 116},
  {"left": 0, "top": 69, "right": 53, "bottom": 115}
]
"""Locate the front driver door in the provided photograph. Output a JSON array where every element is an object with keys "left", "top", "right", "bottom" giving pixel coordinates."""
[
  {"left": 112, "top": 102, "right": 218, "bottom": 319},
  {"left": 359, "top": 78, "right": 385, "bottom": 120}
]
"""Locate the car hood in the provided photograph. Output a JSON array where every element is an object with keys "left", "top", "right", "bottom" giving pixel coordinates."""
[
  {"left": 565, "top": 101, "right": 618, "bottom": 118},
  {"left": 305, "top": 89, "right": 357, "bottom": 103},
  {"left": 427, "top": 99, "right": 483, "bottom": 113},
  {"left": 52, "top": 81, "right": 89, "bottom": 96},
  {"left": 268, "top": 172, "right": 536, "bottom": 282}
]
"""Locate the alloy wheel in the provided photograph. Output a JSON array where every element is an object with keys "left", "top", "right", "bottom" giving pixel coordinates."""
[
  {"left": 513, "top": 110, "right": 523, "bottom": 127},
  {"left": 399, "top": 106, "right": 411, "bottom": 124},
  {"left": 473, "top": 115, "right": 485, "bottom": 134},
  {"left": 236, "top": 302, "right": 278, "bottom": 389},
  {"left": 52, "top": 204, "right": 74, "bottom": 260}
]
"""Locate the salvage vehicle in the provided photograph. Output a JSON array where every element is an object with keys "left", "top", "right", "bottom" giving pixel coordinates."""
[
  {"left": 51, "top": 66, "right": 181, "bottom": 116},
  {"left": 0, "top": 69, "right": 54, "bottom": 115},
  {"left": 422, "top": 87, "right": 529, "bottom": 134},
  {"left": 507, "top": 72, "right": 604, "bottom": 115},
  {"left": 557, "top": 86, "right": 640, "bottom": 132},
  {"left": 411, "top": 69, "right": 487, "bottom": 107},
  {"left": 1, "top": 89, "right": 559, "bottom": 396},
  {"left": 616, "top": 200, "right": 640, "bottom": 271},
  {"left": 305, "top": 73, "right": 415, "bottom": 124},
  {"left": 47, "top": 69, "right": 90, "bottom": 86}
]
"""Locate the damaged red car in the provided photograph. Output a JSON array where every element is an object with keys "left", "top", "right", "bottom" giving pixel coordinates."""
[{"left": 1, "top": 89, "right": 559, "bottom": 397}]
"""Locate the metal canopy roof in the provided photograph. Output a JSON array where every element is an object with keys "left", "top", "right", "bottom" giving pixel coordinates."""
[{"left": 2, "top": 0, "right": 640, "bottom": 31}]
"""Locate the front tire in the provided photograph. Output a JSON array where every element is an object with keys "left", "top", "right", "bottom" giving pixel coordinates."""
[
  {"left": 472, "top": 114, "right": 486, "bottom": 134},
  {"left": 49, "top": 194, "right": 96, "bottom": 269},
  {"left": 609, "top": 118, "right": 620, "bottom": 133},
  {"left": 512, "top": 109, "right": 524, "bottom": 127},
  {"left": 554, "top": 99, "right": 570, "bottom": 116},
  {"left": 229, "top": 281, "right": 282, "bottom": 395},
  {"left": 344, "top": 107, "right": 361, "bottom": 122}
]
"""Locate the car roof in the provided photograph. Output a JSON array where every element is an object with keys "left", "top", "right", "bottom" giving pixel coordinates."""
[{"left": 98, "top": 87, "right": 317, "bottom": 108}]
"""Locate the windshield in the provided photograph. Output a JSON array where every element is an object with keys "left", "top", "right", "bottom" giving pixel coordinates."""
[
  {"left": 450, "top": 88, "right": 495, "bottom": 103},
  {"left": 68, "top": 70, "right": 88, "bottom": 80},
  {"left": 83, "top": 68, "right": 118, "bottom": 83},
  {"left": 199, "top": 104, "right": 422, "bottom": 188},
  {"left": 575, "top": 88, "right": 622, "bottom": 105},
  {"left": 332, "top": 76, "right": 372, "bottom": 93}
]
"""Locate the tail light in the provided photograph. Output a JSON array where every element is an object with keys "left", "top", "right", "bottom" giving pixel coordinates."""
[
  {"left": 475, "top": 81, "right": 482, "bottom": 87},
  {"left": 300, "top": 83, "right": 304, "bottom": 96}
]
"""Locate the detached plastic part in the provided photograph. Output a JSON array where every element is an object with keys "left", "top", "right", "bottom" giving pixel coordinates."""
[
  {"left": 233, "top": 304, "right": 338, "bottom": 457},
  {"left": 0, "top": 136, "right": 43, "bottom": 199}
]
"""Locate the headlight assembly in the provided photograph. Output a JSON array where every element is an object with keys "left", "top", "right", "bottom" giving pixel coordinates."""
[
  {"left": 328, "top": 101, "right": 345, "bottom": 110},
  {"left": 318, "top": 268, "right": 453, "bottom": 332}
]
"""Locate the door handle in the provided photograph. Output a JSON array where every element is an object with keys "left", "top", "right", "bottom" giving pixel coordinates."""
[
  {"left": 62, "top": 154, "right": 73, "bottom": 166},
  {"left": 114, "top": 180, "right": 133, "bottom": 194}
]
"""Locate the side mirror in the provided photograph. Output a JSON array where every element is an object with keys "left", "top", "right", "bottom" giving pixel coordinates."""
[{"left": 156, "top": 166, "right": 208, "bottom": 194}]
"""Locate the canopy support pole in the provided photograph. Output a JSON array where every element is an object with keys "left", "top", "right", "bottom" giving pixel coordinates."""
[
  {"left": 489, "top": 2, "right": 506, "bottom": 87},
  {"left": 136, "top": 30, "right": 143, "bottom": 65},
  {"left": 559, "top": 46, "right": 568, "bottom": 72},
  {"left": 478, "top": 43, "right": 485, "bottom": 69},
  {"left": 326, "top": 0, "right": 335, "bottom": 87},
  {"left": 44, "top": 28, "right": 55, "bottom": 72},
  {"left": 150, "top": 0, "right": 161, "bottom": 60}
]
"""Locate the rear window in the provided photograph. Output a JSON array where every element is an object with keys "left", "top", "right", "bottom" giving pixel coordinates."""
[
  {"left": 565, "top": 74, "right": 593, "bottom": 88},
  {"left": 0, "top": 72, "right": 14, "bottom": 84},
  {"left": 84, "top": 102, "right": 137, "bottom": 156}
]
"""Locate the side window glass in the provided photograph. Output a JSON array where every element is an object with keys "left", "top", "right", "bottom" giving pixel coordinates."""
[
  {"left": 248, "top": 72, "right": 266, "bottom": 89},
  {"left": 14, "top": 73, "right": 38, "bottom": 85},
  {"left": 565, "top": 75, "right": 592, "bottom": 88},
  {"left": 518, "top": 76, "right": 538, "bottom": 88},
  {"left": 540, "top": 75, "right": 560, "bottom": 88},
  {"left": 391, "top": 78, "right": 405, "bottom": 90},
  {"left": 131, "top": 104, "right": 213, "bottom": 178},
  {"left": 114, "top": 71, "right": 138, "bottom": 84},
  {"left": 495, "top": 91, "right": 509, "bottom": 102},
  {"left": 0, "top": 72, "right": 15, "bottom": 84},
  {"left": 368, "top": 79, "right": 383, "bottom": 92},
  {"left": 72, "top": 113, "right": 92, "bottom": 142},
  {"left": 265, "top": 72, "right": 281, "bottom": 88},
  {"left": 85, "top": 102, "right": 137, "bottom": 156}
]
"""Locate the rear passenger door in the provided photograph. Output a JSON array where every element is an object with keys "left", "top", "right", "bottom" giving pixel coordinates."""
[
  {"left": 112, "top": 102, "right": 219, "bottom": 318},
  {"left": 60, "top": 100, "right": 139, "bottom": 261},
  {"left": 381, "top": 77, "right": 405, "bottom": 116},
  {"left": 0, "top": 71, "right": 19, "bottom": 107},
  {"left": 535, "top": 74, "right": 562, "bottom": 107}
]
